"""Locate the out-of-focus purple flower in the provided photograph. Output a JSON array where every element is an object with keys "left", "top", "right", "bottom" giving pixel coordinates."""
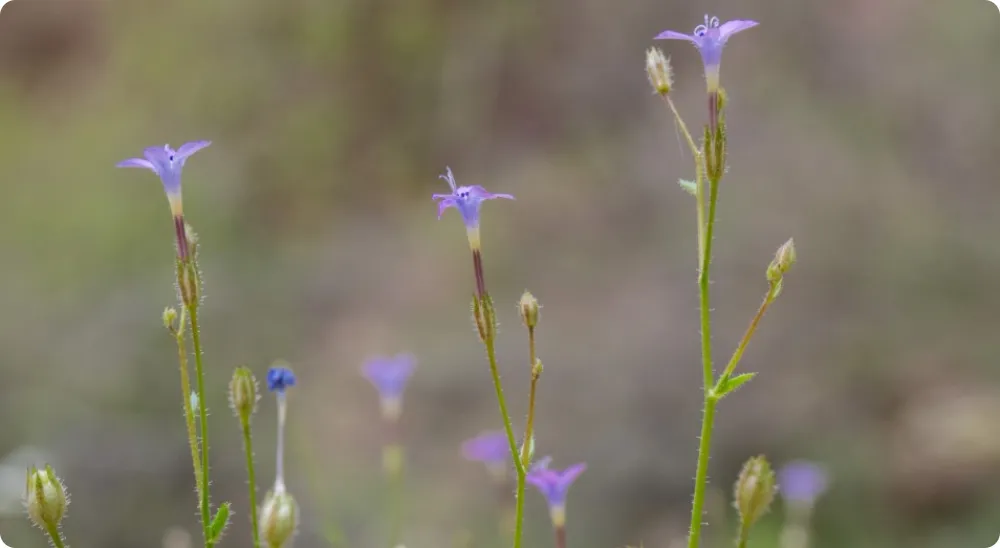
[
  {"left": 462, "top": 430, "right": 511, "bottom": 480},
  {"left": 266, "top": 366, "right": 297, "bottom": 394},
  {"left": 526, "top": 457, "right": 586, "bottom": 527},
  {"left": 654, "top": 15, "right": 757, "bottom": 94},
  {"left": 432, "top": 167, "right": 513, "bottom": 250},
  {"left": 778, "top": 461, "right": 828, "bottom": 505},
  {"left": 361, "top": 354, "right": 416, "bottom": 421},
  {"left": 117, "top": 141, "right": 211, "bottom": 217}
]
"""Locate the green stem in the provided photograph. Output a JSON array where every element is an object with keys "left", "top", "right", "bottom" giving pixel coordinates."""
[
  {"left": 175, "top": 309, "right": 207, "bottom": 543},
  {"left": 688, "top": 174, "right": 721, "bottom": 548},
  {"left": 714, "top": 284, "right": 778, "bottom": 390},
  {"left": 736, "top": 524, "right": 750, "bottom": 548},
  {"left": 519, "top": 326, "right": 538, "bottom": 467},
  {"left": 44, "top": 523, "right": 66, "bottom": 548},
  {"left": 484, "top": 335, "right": 526, "bottom": 548},
  {"left": 663, "top": 96, "right": 706, "bottom": 262},
  {"left": 188, "top": 304, "right": 213, "bottom": 548},
  {"left": 387, "top": 451, "right": 404, "bottom": 548},
  {"left": 240, "top": 416, "right": 261, "bottom": 548}
]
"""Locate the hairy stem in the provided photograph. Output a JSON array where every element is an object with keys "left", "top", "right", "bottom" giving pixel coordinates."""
[
  {"left": 484, "top": 335, "right": 526, "bottom": 548},
  {"left": 44, "top": 523, "right": 66, "bottom": 548},
  {"left": 239, "top": 415, "right": 260, "bottom": 548},
  {"left": 519, "top": 326, "right": 538, "bottom": 468},
  {"left": 188, "top": 304, "right": 213, "bottom": 548},
  {"left": 174, "top": 307, "right": 206, "bottom": 540}
]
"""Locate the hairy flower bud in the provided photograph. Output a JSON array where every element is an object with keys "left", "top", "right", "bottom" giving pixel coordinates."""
[
  {"left": 260, "top": 490, "right": 298, "bottom": 548},
  {"left": 733, "top": 455, "right": 775, "bottom": 532},
  {"left": 767, "top": 238, "right": 796, "bottom": 282},
  {"left": 163, "top": 307, "right": 178, "bottom": 331},
  {"left": 518, "top": 291, "right": 540, "bottom": 329},
  {"left": 645, "top": 47, "right": 673, "bottom": 96},
  {"left": 25, "top": 465, "right": 68, "bottom": 531},
  {"left": 229, "top": 366, "right": 259, "bottom": 420}
]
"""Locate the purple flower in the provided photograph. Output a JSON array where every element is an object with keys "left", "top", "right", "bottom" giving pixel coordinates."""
[
  {"left": 361, "top": 354, "right": 416, "bottom": 420},
  {"left": 526, "top": 457, "right": 586, "bottom": 527},
  {"left": 266, "top": 366, "right": 297, "bottom": 394},
  {"left": 116, "top": 141, "right": 211, "bottom": 217},
  {"left": 654, "top": 15, "right": 757, "bottom": 93},
  {"left": 778, "top": 461, "right": 828, "bottom": 505},
  {"left": 432, "top": 167, "right": 513, "bottom": 250},
  {"left": 461, "top": 430, "right": 510, "bottom": 465}
]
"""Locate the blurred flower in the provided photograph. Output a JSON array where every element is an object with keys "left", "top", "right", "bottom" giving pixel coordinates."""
[
  {"left": 266, "top": 366, "right": 297, "bottom": 394},
  {"left": 462, "top": 430, "right": 511, "bottom": 480},
  {"left": 433, "top": 167, "right": 513, "bottom": 250},
  {"left": 654, "top": 15, "right": 757, "bottom": 94},
  {"left": 260, "top": 490, "right": 298, "bottom": 548},
  {"left": 526, "top": 457, "right": 586, "bottom": 528},
  {"left": 361, "top": 354, "right": 416, "bottom": 421},
  {"left": 116, "top": 141, "right": 211, "bottom": 217},
  {"left": 777, "top": 461, "right": 828, "bottom": 506}
]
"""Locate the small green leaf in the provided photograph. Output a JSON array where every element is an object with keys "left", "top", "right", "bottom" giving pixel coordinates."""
[
  {"left": 678, "top": 178, "right": 697, "bottom": 196},
  {"left": 209, "top": 502, "right": 232, "bottom": 542},
  {"left": 717, "top": 372, "right": 757, "bottom": 397}
]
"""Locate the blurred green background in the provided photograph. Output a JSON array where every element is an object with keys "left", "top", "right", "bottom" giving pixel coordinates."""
[{"left": 2, "top": 0, "right": 1000, "bottom": 546}]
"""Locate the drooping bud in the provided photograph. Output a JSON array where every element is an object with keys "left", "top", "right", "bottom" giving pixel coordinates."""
[
  {"left": 767, "top": 238, "right": 797, "bottom": 282},
  {"left": 260, "top": 490, "right": 298, "bottom": 548},
  {"left": 645, "top": 47, "right": 673, "bottom": 96},
  {"left": 518, "top": 291, "right": 540, "bottom": 329},
  {"left": 25, "top": 465, "right": 68, "bottom": 531},
  {"left": 733, "top": 455, "right": 775, "bottom": 533},
  {"left": 229, "top": 366, "right": 259, "bottom": 420},
  {"left": 163, "top": 307, "right": 178, "bottom": 332}
]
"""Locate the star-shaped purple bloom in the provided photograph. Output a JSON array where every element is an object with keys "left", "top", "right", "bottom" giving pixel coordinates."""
[
  {"left": 362, "top": 354, "right": 416, "bottom": 420},
  {"left": 117, "top": 141, "right": 211, "bottom": 216},
  {"left": 266, "top": 366, "right": 297, "bottom": 394},
  {"left": 654, "top": 15, "right": 757, "bottom": 93},
  {"left": 526, "top": 457, "right": 586, "bottom": 513},
  {"left": 432, "top": 167, "right": 514, "bottom": 231},
  {"left": 777, "top": 460, "right": 828, "bottom": 505}
]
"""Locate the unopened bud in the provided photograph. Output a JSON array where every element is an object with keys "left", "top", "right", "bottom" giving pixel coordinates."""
[
  {"left": 260, "top": 490, "right": 298, "bottom": 548},
  {"left": 163, "top": 307, "right": 178, "bottom": 331},
  {"left": 229, "top": 367, "right": 259, "bottom": 420},
  {"left": 767, "top": 238, "right": 796, "bottom": 282},
  {"left": 733, "top": 455, "right": 775, "bottom": 531},
  {"left": 25, "top": 465, "right": 68, "bottom": 531},
  {"left": 645, "top": 47, "right": 673, "bottom": 96},
  {"left": 518, "top": 291, "right": 540, "bottom": 329}
]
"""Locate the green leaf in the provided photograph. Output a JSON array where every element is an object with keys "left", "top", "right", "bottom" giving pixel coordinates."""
[
  {"left": 678, "top": 179, "right": 697, "bottom": 196},
  {"left": 717, "top": 372, "right": 757, "bottom": 397},
  {"left": 209, "top": 502, "right": 232, "bottom": 542}
]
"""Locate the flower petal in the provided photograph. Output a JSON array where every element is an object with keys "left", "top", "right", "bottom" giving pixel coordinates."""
[
  {"left": 116, "top": 157, "right": 155, "bottom": 170},
  {"left": 466, "top": 185, "right": 515, "bottom": 201},
  {"left": 654, "top": 30, "right": 696, "bottom": 41},
  {"left": 718, "top": 19, "right": 758, "bottom": 40},
  {"left": 436, "top": 197, "right": 457, "bottom": 219},
  {"left": 557, "top": 462, "right": 587, "bottom": 491},
  {"left": 177, "top": 140, "right": 212, "bottom": 159}
]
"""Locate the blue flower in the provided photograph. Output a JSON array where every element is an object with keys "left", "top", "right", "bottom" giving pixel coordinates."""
[
  {"left": 266, "top": 366, "right": 297, "bottom": 394},
  {"left": 432, "top": 167, "right": 513, "bottom": 250},
  {"left": 655, "top": 15, "right": 757, "bottom": 93},
  {"left": 526, "top": 456, "right": 586, "bottom": 527},
  {"left": 461, "top": 430, "right": 510, "bottom": 466},
  {"left": 777, "top": 460, "right": 828, "bottom": 506},
  {"left": 117, "top": 140, "right": 211, "bottom": 217},
  {"left": 361, "top": 354, "right": 416, "bottom": 420}
]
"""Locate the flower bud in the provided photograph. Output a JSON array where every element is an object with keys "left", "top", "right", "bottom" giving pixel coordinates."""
[
  {"left": 518, "top": 291, "right": 540, "bottom": 329},
  {"left": 645, "top": 47, "right": 673, "bottom": 96},
  {"left": 260, "top": 490, "right": 298, "bottom": 548},
  {"left": 767, "top": 238, "right": 796, "bottom": 282},
  {"left": 25, "top": 465, "right": 67, "bottom": 531},
  {"left": 229, "top": 366, "right": 259, "bottom": 420},
  {"left": 733, "top": 455, "right": 775, "bottom": 531},
  {"left": 163, "top": 307, "right": 178, "bottom": 331}
]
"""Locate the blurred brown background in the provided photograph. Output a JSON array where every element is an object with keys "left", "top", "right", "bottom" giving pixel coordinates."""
[{"left": 1, "top": 0, "right": 1000, "bottom": 546}]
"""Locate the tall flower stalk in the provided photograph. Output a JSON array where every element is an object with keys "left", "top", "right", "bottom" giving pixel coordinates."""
[{"left": 650, "top": 15, "right": 796, "bottom": 548}]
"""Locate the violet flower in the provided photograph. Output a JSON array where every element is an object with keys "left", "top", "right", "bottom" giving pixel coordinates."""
[
  {"left": 432, "top": 166, "right": 513, "bottom": 252},
  {"left": 654, "top": 15, "right": 757, "bottom": 95},
  {"left": 361, "top": 354, "right": 416, "bottom": 421},
  {"left": 117, "top": 141, "right": 211, "bottom": 218},
  {"left": 267, "top": 366, "right": 297, "bottom": 394},
  {"left": 778, "top": 460, "right": 828, "bottom": 506},
  {"left": 526, "top": 456, "right": 586, "bottom": 528},
  {"left": 461, "top": 430, "right": 511, "bottom": 480}
]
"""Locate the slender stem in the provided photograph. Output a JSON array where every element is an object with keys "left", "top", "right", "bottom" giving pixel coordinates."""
[
  {"left": 386, "top": 446, "right": 404, "bottom": 548},
  {"left": 188, "top": 304, "right": 213, "bottom": 548},
  {"left": 663, "top": 96, "right": 706, "bottom": 262},
  {"left": 736, "top": 524, "right": 750, "bottom": 548},
  {"left": 688, "top": 172, "right": 722, "bottom": 548},
  {"left": 715, "top": 284, "right": 778, "bottom": 390},
  {"left": 174, "top": 309, "right": 204, "bottom": 493},
  {"left": 519, "top": 326, "right": 538, "bottom": 467},
  {"left": 240, "top": 415, "right": 261, "bottom": 548},
  {"left": 554, "top": 525, "right": 566, "bottom": 548},
  {"left": 484, "top": 335, "right": 526, "bottom": 548},
  {"left": 44, "top": 523, "right": 66, "bottom": 548}
]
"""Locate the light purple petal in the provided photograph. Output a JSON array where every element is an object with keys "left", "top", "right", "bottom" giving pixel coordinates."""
[
  {"left": 461, "top": 431, "right": 510, "bottom": 464},
  {"left": 177, "top": 140, "right": 211, "bottom": 159},
  {"left": 718, "top": 19, "right": 758, "bottom": 40},
  {"left": 116, "top": 158, "right": 155, "bottom": 170},
  {"left": 466, "top": 185, "right": 515, "bottom": 201},
  {"left": 654, "top": 30, "right": 696, "bottom": 41},
  {"left": 435, "top": 197, "right": 457, "bottom": 219},
  {"left": 558, "top": 463, "right": 587, "bottom": 491},
  {"left": 142, "top": 145, "right": 171, "bottom": 166}
]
